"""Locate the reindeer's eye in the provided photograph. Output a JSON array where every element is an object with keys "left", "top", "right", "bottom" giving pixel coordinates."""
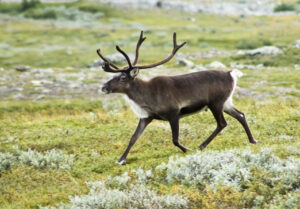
[{"left": 120, "top": 75, "right": 127, "bottom": 82}]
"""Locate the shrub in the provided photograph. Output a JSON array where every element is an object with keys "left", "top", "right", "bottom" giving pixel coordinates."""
[
  {"left": 156, "top": 148, "right": 300, "bottom": 191},
  {"left": 0, "top": 153, "right": 16, "bottom": 172},
  {"left": 24, "top": 9, "right": 57, "bottom": 19},
  {"left": 0, "top": 147, "right": 74, "bottom": 171},
  {"left": 236, "top": 39, "right": 272, "bottom": 49},
  {"left": 21, "top": 0, "right": 41, "bottom": 11},
  {"left": 50, "top": 181, "right": 188, "bottom": 209},
  {"left": 274, "top": 3, "right": 295, "bottom": 12},
  {"left": 17, "top": 148, "right": 74, "bottom": 169},
  {"left": 78, "top": 5, "right": 103, "bottom": 14}
]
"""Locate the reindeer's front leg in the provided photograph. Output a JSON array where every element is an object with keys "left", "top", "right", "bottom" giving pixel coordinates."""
[
  {"left": 117, "top": 117, "right": 153, "bottom": 165},
  {"left": 169, "top": 114, "right": 191, "bottom": 153}
]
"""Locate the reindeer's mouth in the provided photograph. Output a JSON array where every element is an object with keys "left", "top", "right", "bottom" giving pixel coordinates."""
[{"left": 101, "top": 85, "right": 111, "bottom": 94}]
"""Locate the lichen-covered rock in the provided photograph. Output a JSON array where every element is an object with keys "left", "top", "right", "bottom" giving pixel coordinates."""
[
  {"left": 293, "top": 40, "right": 300, "bottom": 49},
  {"left": 176, "top": 58, "right": 194, "bottom": 67},
  {"left": 247, "top": 46, "right": 283, "bottom": 56},
  {"left": 15, "top": 65, "right": 31, "bottom": 72},
  {"left": 206, "top": 61, "right": 226, "bottom": 69}
]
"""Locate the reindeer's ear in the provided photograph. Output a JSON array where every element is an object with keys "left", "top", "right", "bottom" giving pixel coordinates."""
[{"left": 129, "top": 68, "right": 139, "bottom": 78}]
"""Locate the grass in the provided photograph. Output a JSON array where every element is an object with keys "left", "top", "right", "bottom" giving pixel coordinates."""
[
  {"left": 0, "top": 1, "right": 299, "bottom": 208},
  {"left": 0, "top": 97, "right": 299, "bottom": 208},
  {"left": 0, "top": 2, "right": 300, "bottom": 69}
]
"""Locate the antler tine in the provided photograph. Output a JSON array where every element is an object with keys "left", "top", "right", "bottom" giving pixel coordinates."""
[
  {"left": 133, "top": 31, "right": 146, "bottom": 65},
  {"left": 172, "top": 32, "right": 186, "bottom": 54},
  {"left": 96, "top": 49, "right": 119, "bottom": 70},
  {"left": 116, "top": 45, "right": 133, "bottom": 69},
  {"left": 135, "top": 32, "right": 186, "bottom": 69},
  {"left": 102, "top": 62, "right": 127, "bottom": 73}
]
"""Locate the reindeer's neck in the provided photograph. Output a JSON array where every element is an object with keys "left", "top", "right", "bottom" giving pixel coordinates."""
[
  {"left": 123, "top": 78, "right": 151, "bottom": 118},
  {"left": 124, "top": 78, "right": 149, "bottom": 103}
]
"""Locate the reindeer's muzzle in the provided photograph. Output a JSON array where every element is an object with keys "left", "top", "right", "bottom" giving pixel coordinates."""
[{"left": 101, "top": 84, "right": 111, "bottom": 94}]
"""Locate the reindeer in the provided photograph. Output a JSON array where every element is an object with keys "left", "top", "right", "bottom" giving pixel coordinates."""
[{"left": 97, "top": 31, "right": 257, "bottom": 165}]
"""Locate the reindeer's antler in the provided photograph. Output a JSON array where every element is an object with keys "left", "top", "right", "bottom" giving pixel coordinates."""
[
  {"left": 96, "top": 49, "right": 120, "bottom": 70},
  {"left": 96, "top": 31, "right": 186, "bottom": 73},
  {"left": 116, "top": 45, "right": 133, "bottom": 69},
  {"left": 135, "top": 32, "right": 186, "bottom": 69},
  {"left": 133, "top": 31, "right": 146, "bottom": 65}
]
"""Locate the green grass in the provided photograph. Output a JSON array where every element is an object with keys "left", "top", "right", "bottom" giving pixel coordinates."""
[{"left": 0, "top": 97, "right": 299, "bottom": 208}]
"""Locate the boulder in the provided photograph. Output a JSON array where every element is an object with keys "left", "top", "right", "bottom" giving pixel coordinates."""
[
  {"left": 247, "top": 46, "right": 282, "bottom": 56},
  {"left": 177, "top": 58, "right": 194, "bottom": 68},
  {"left": 293, "top": 40, "right": 300, "bottom": 49},
  {"left": 15, "top": 65, "right": 31, "bottom": 72},
  {"left": 206, "top": 61, "right": 226, "bottom": 69}
]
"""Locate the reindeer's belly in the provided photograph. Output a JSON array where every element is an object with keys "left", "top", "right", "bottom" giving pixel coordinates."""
[{"left": 179, "top": 103, "right": 206, "bottom": 117}]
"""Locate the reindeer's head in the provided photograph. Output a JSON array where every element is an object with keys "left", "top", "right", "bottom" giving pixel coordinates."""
[{"left": 98, "top": 31, "right": 186, "bottom": 94}]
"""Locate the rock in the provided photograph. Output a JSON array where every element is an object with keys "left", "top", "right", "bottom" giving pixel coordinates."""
[
  {"left": 206, "top": 61, "right": 226, "bottom": 69},
  {"left": 230, "top": 62, "right": 245, "bottom": 69},
  {"left": 15, "top": 65, "right": 31, "bottom": 72},
  {"left": 31, "top": 80, "right": 42, "bottom": 86},
  {"left": 235, "top": 87, "right": 253, "bottom": 97},
  {"left": 293, "top": 40, "right": 300, "bottom": 49},
  {"left": 199, "top": 43, "right": 209, "bottom": 48},
  {"left": 236, "top": 50, "right": 245, "bottom": 55},
  {"left": 177, "top": 58, "right": 194, "bottom": 67},
  {"left": 156, "top": 31, "right": 167, "bottom": 38},
  {"left": 193, "top": 65, "right": 207, "bottom": 71},
  {"left": 41, "top": 88, "right": 51, "bottom": 94},
  {"left": 13, "top": 93, "right": 25, "bottom": 100},
  {"left": 247, "top": 46, "right": 282, "bottom": 56}
]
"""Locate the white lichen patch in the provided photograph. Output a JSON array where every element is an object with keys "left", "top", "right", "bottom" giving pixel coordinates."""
[
  {"left": 41, "top": 181, "right": 188, "bottom": 209},
  {"left": 0, "top": 147, "right": 74, "bottom": 172},
  {"left": 156, "top": 148, "right": 300, "bottom": 190}
]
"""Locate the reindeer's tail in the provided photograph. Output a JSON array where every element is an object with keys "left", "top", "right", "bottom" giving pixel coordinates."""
[{"left": 230, "top": 69, "right": 243, "bottom": 81}]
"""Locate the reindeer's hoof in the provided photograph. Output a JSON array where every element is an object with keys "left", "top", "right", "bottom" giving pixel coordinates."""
[
  {"left": 198, "top": 144, "right": 206, "bottom": 151},
  {"left": 185, "top": 147, "right": 193, "bottom": 152},
  {"left": 116, "top": 159, "right": 126, "bottom": 165},
  {"left": 250, "top": 139, "right": 258, "bottom": 144}
]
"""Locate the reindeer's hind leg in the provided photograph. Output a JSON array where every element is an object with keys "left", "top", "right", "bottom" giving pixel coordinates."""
[
  {"left": 224, "top": 107, "right": 257, "bottom": 144},
  {"left": 199, "top": 103, "right": 227, "bottom": 150}
]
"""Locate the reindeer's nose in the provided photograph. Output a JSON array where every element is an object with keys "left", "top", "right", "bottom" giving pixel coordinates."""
[{"left": 102, "top": 84, "right": 110, "bottom": 94}]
